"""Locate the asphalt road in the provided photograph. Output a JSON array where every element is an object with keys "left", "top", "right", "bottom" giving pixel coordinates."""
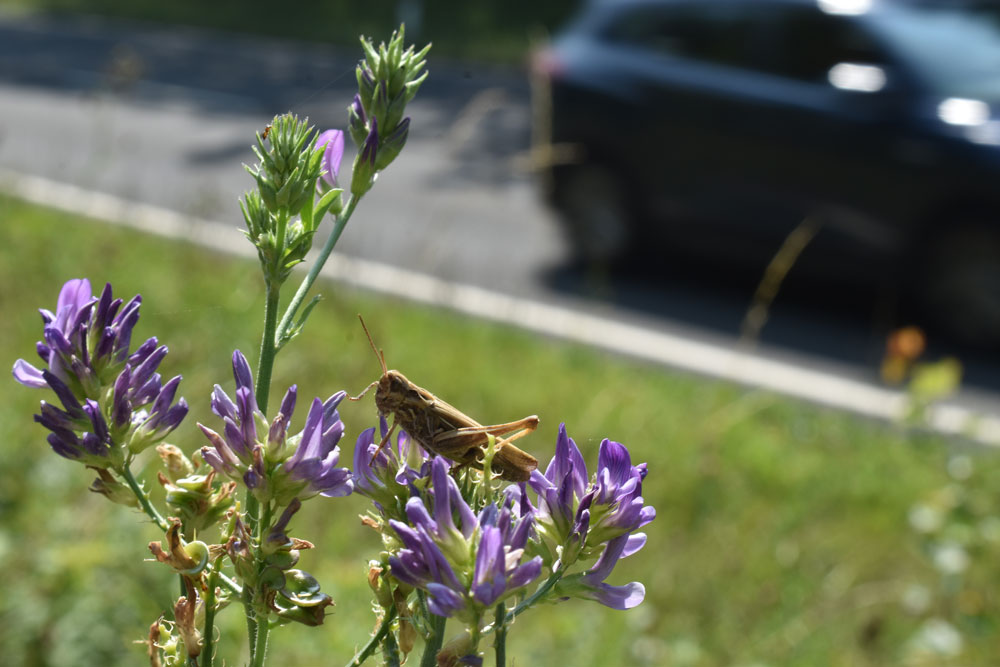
[{"left": 2, "top": 11, "right": 999, "bottom": 412}]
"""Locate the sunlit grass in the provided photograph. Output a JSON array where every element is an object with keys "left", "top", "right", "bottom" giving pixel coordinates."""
[{"left": 1, "top": 195, "right": 996, "bottom": 665}]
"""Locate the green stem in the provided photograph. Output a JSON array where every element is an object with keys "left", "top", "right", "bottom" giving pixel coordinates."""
[
  {"left": 246, "top": 272, "right": 282, "bottom": 660},
  {"left": 202, "top": 556, "right": 224, "bottom": 667},
  {"left": 419, "top": 609, "right": 446, "bottom": 667},
  {"left": 275, "top": 195, "right": 358, "bottom": 346},
  {"left": 215, "top": 571, "right": 241, "bottom": 596},
  {"left": 120, "top": 465, "right": 169, "bottom": 531},
  {"left": 382, "top": 626, "right": 401, "bottom": 667},
  {"left": 505, "top": 569, "right": 564, "bottom": 624},
  {"left": 250, "top": 613, "right": 270, "bottom": 667},
  {"left": 344, "top": 606, "right": 397, "bottom": 667},
  {"left": 248, "top": 501, "right": 274, "bottom": 667},
  {"left": 493, "top": 603, "right": 507, "bottom": 667},
  {"left": 255, "top": 281, "right": 281, "bottom": 415}
]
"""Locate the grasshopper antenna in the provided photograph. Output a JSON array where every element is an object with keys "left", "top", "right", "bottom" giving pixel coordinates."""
[{"left": 358, "top": 315, "right": 387, "bottom": 375}]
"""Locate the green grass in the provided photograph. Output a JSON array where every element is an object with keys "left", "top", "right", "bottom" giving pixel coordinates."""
[
  {"left": 3, "top": 0, "right": 577, "bottom": 63},
  {"left": 1, "top": 195, "right": 998, "bottom": 666}
]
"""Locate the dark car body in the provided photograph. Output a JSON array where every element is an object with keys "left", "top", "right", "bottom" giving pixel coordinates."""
[{"left": 534, "top": 0, "right": 1000, "bottom": 343}]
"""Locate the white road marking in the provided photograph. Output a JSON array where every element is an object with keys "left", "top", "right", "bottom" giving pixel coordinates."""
[{"left": 2, "top": 168, "right": 998, "bottom": 444}]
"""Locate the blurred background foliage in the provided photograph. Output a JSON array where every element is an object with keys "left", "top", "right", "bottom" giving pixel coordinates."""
[
  {"left": 3, "top": 196, "right": 1000, "bottom": 665},
  {"left": 1, "top": 0, "right": 578, "bottom": 62}
]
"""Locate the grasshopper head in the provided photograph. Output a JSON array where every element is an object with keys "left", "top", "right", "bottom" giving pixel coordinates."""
[{"left": 374, "top": 369, "right": 412, "bottom": 413}]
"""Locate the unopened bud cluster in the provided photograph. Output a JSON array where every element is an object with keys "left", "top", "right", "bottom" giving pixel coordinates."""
[
  {"left": 242, "top": 115, "right": 344, "bottom": 286},
  {"left": 349, "top": 25, "right": 430, "bottom": 197}
]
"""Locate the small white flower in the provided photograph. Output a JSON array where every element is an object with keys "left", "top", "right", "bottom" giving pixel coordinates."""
[{"left": 932, "top": 542, "right": 969, "bottom": 575}]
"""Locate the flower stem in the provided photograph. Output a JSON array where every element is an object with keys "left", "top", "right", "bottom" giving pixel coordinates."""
[
  {"left": 120, "top": 465, "right": 169, "bottom": 531},
  {"left": 246, "top": 501, "right": 274, "bottom": 667},
  {"left": 275, "top": 195, "right": 358, "bottom": 345},
  {"left": 202, "top": 556, "right": 224, "bottom": 667},
  {"left": 250, "top": 613, "right": 270, "bottom": 667},
  {"left": 255, "top": 281, "right": 282, "bottom": 415},
  {"left": 246, "top": 273, "right": 282, "bottom": 661},
  {"left": 344, "top": 605, "right": 397, "bottom": 667},
  {"left": 382, "top": 625, "right": 401, "bottom": 667},
  {"left": 419, "top": 609, "right": 446, "bottom": 667},
  {"left": 493, "top": 603, "right": 507, "bottom": 667},
  {"left": 506, "top": 569, "right": 564, "bottom": 624}
]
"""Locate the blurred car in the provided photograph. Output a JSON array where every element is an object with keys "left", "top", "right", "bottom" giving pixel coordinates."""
[{"left": 532, "top": 0, "right": 1000, "bottom": 345}]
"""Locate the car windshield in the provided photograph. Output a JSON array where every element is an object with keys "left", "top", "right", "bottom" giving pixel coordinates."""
[{"left": 871, "top": 3, "right": 1000, "bottom": 99}]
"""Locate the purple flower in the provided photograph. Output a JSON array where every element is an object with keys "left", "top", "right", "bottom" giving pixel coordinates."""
[
  {"left": 529, "top": 425, "right": 653, "bottom": 559},
  {"left": 352, "top": 416, "right": 432, "bottom": 513},
  {"left": 14, "top": 279, "right": 187, "bottom": 464},
  {"left": 387, "top": 458, "right": 541, "bottom": 619},
  {"left": 281, "top": 394, "right": 353, "bottom": 500},
  {"left": 527, "top": 424, "right": 653, "bottom": 609},
  {"left": 199, "top": 350, "right": 353, "bottom": 503},
  {"left": 555, "top": 533, "right": 647, "bottom": 610},
  {"left": 316, "top": 129, "right": 345, "bottom": 187}
]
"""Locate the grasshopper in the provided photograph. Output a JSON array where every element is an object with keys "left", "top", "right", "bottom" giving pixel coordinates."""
[{"left": 351, "top": 317, "right": 539, "bottom": 482}]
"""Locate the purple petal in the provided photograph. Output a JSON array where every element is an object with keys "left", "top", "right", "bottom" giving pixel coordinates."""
[
  {"left": 12, "top": 359, "right": 47, "bottom": 388},
  {"left": 360, "top": 116, "right": 378, "bottom": 165},
  {"left": 622, "top": 533, "right": 647, "bottom": 558},
  {"left": 149, "top": 376, "right": 181, "bottom": 417},
  {"left": 587, "top": 581, "right": 645, "bottom": 610},
  {"left": 287, "top": 398, "right": 324, "bottom": 468},
  {"left": 405, "top": 496, "right": 437, "bottom": 533},
  {"left": 584, "top": 534, "right": 630, "bottom": 584},
  {"left": 211, "top": 384, "right": 237, "bottom": 421},
  {"left": 278, "top": 385, "right": 297, "bottom": 422},
  {"left": 352, "top": 427, "right": 378, "bottom": 490},
  {"left": 112, "top": 298, "right": 141, "bottom": 360},
  {"left": 154, "top": 401, "right": 188, "bottom": 433},
  {"left": 597, "top": 439, "right": 633, "bottom": 487},
  {"left": 91, "top": 283, "right": 114, "bottom": 330},
  {"left": 235, "top": 386, "right": 258, "bottom": 446},
  {"left": 320, "top": 420, "right": 345, "bottom": 458},
  {"left": 231, "top": 350, "right": 255, "bottom": 393},
  {"left": 510, "top": 512, "right": 535, "bottom": 551},
  {"left": 426, "top": 583, "right": 465, "bottom": 617},
  {"left": 548, "top": 424, "right": 587, "bottom": 499},
  {"left": 316, "top": 129, "right": 345, "bottom": 185},
  {"left": 473, "top": 526, "right": 503, "bottom": 588},
  {"left": 388, "top": 552, "right": 425, "bottom": 588},
  {"left": 316, "top": 468, "right": 354, "bottom": 497},
  {"left": 56, "top": 278, "right": 92, "bottom": 318},
  {"left": 223, "top": 418, "right": 248, "bottom": 457},
  {"left": 200, "top": 447, "right": 231, "bottom": 475},
  {"left": 47, "top": 432, "right": 80, "bottom": 459},
  {"left": 41, "top": 370, "right": 83, "bottom": 416},
  {"left": 128, "top": 337, "right": 159, "bottom": 368},
  {"left": 129, "top": 344, "right": 168, "bottom": 389},
  {"left": 389, "top": 520, "right": 424, "bottom": 551},
  {"left": 507, "top": 556, "right": 543, "bottom": 590},
  {"left": 432, "top": 457, "right": 459, "bottom": 534}
]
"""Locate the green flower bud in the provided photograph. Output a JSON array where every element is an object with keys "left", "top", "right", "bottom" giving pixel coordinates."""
[{"left": 88, "top": 466, "right": 138, "bottom": 507}]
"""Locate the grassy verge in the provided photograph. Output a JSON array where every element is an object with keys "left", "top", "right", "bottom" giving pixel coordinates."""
[
  {"left": 3, "top": 0, "right": 576, "bottom": 63},
  {"left": 1, "top": 195, "right": 997, "bottom": 666}
]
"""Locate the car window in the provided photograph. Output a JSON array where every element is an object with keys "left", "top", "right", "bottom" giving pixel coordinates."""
[
  {"left": 761, "top": 8, "right": 885, "bottom": 83},
  {"left": 869, "top": 3, "right": 1000, "bottom": 100},
  {"left": 601, "top": 3, "right": 766, "bottom": 70}
]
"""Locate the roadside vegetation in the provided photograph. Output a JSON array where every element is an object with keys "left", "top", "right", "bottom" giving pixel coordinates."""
[{"left": 2, "top": 195, "right": 999, "bottom": 665}]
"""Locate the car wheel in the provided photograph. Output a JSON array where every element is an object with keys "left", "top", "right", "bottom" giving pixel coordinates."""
[
  {"left": 555, "top": 163, "right": 633, "bottom": 264},
  {"left": 919, "top": 225, "right": 1000, "bottom": 347}
]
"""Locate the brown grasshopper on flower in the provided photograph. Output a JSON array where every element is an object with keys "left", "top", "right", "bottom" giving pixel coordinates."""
[{"left": 350, "top": 316, "right": 539, "bottom": 482}]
